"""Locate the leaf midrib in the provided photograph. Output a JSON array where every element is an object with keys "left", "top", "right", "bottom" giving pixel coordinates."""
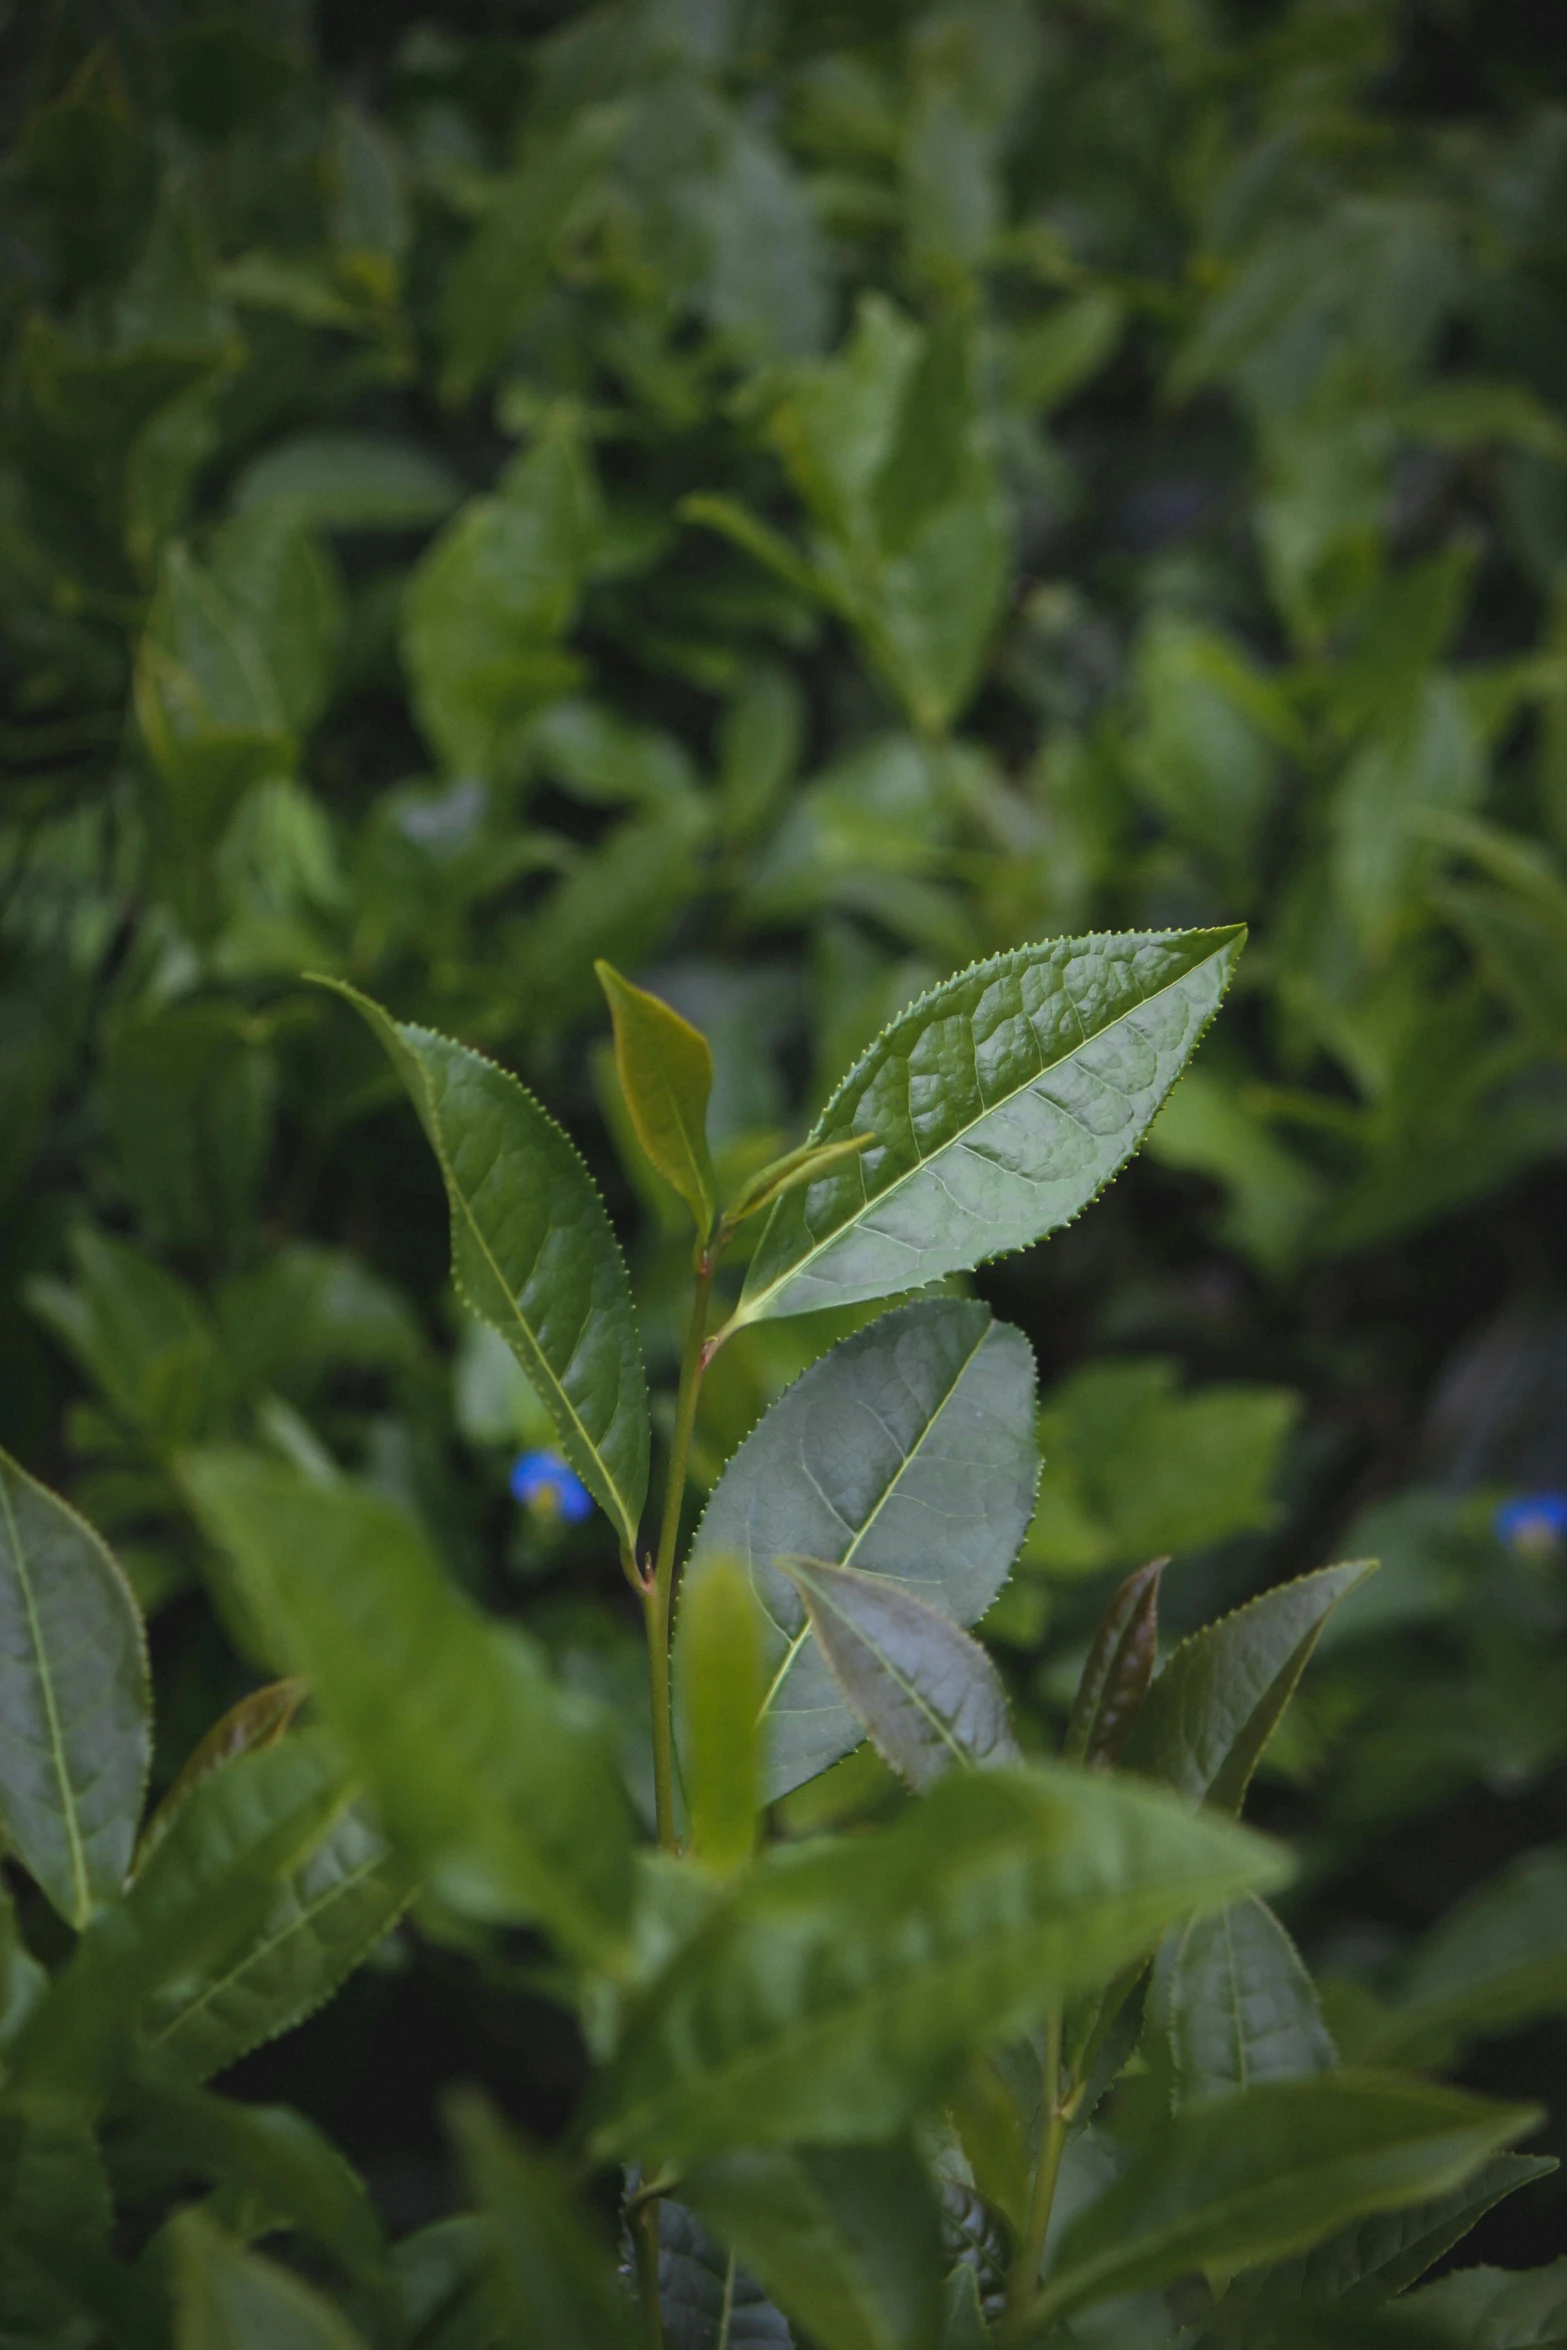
[
  {"left": 743, "top": 939, "right": 1232, "bottom": 1318},
  {"left": 754, "top": 1316, "right": 994, "bottom": 1732},
  {"left": 806, "top": 1576, "right": 971, "bottom": 1774},
  {"left": 0, "top": 1466, "right": 90, "bottom": 1925}
]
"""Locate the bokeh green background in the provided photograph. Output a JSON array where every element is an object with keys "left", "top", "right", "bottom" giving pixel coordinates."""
[{"left": 4, "top": 0, "right": 1566, "bottom": 2267}]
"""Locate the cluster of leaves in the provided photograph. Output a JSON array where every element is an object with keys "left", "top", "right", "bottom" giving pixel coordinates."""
[{"left": 3, "top": 0, "right": 1567, "bottom": 2338}]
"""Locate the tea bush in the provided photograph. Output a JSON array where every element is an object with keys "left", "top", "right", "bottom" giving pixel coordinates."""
[{"left": 2, "top": 1, "right": 1567, "bottom": 2343}]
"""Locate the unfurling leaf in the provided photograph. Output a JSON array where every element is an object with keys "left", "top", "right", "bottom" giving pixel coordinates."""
[
  {"left": 1030, "top": 2073, "right": 1539, "bottom": 2327},
  {"left": 678, "top": 1552, "right": 764, "bottom": 1872},
  {"left": 596, "top": 960, "right": 717, "bottom": 1237},
  {"left": 315, "top": 980, "right": 649, "bottom": 1550},
  {"left": 1063, "top": 1559, "right": 1164, "bottom": 1766},
  {"left": 725, "top": 926, "right": 1244, "bottom": 1331},
  {"left": 1122, "top": 1560, "right": 1377, "bottom": 1812},
  {"left": 684, "top": 1299, "right": 1038, "bottom": 1801},
  {"left": 683, "top": 2139, "right": 943, "bottom": 2350},
  {"left": 590, "top": 1763, "right": 1285, "bottom": 2163},
  {"left": 781, "top": 1557, "right": 1017, "bottom": 1790},
  {"left": 0, "top": 1446, "right": 151, "bottom": 1927},
  {"left": 136, "top": 1679, "right": 305, "bottom": 1869},
  {"left": 720, "top": 1134, "right": 875, "bottom": 1234},
  {"left": 447, "top": 2091, "right": 636, "bottom": 2350}
]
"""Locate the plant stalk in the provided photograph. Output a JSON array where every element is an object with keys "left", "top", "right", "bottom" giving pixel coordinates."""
[
  {"left": 1007, "top": 2007, "right": 1067, "bottom": 2329},
  {"left": 643, "top": 1245, "right": 713, "bottom": 1851}
]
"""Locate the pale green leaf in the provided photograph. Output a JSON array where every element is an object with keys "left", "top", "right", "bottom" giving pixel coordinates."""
[
  {"left": 590, "top": 1762, "right": 1286, "bottom": 2163},
  {"left": 172, "top": 2210, "right": 367, "bottom": 2350},
  {"left": 0, "top": 1446, "right": 150, "bottom": 1927},
  {"left": 181, "top": 1451, "right": 632, "bottom": 1955},
  {"left": 1030, "top": 2073, "right": 1538, "bottom": 2327},
  {"left": 684, "top": 1298, "right": 1038, "bottom": 1802},
  {"left": 728, "top": 927, "right": 1244, "bottom": 1330},
  {"left": 318, "top": 979, "right": 649, "bottom": 1547},
  {"left": 782, "top": 1557, "right": 1017, "bottom": 1790},
  {"left": 596, "top": 960, "right": 716, "bottom": 1235},
  {"left": 677, "top": 1552, "right": 763, "bottom": 1873}
]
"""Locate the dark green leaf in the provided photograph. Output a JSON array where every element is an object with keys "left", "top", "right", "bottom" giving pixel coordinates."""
[
  {"left": 1369, "top": 1847, "right": 1567, "bottom": 2065},
  {"left": 677, "top": 1551, "right": 764, "bottom": 1873},
  {"left": 0, "top": 1445, "right": 150, "bottom": 1927},
  {"left": 1402, "top": 2258, "right": 1567, "bottom": 2346},
  {"left": 137, "top": 1680, "right": 304, "bottom": 1869},
  {"left": 1030, "top": 2073, "right": 1537, "bottom": 2327},
  {"left": 1159, "top": 1895, "right": 1336, "bottom": 2105},
  {"left": 590, "top": 1762, "right": 1286, "bottom": 2163},
  {"left": 447, "top": 2091, "right": 636, "bottom": 2350},
  {"left": 317, "top": 980, "right": 649, "bottom": 1548},
  {"left": 1063, "top": 1559, "right": 1164, "bottom": 1767},
  {"left": 133, "top": 541, "right": 292, "bottom": 844},
  {"left": 128, "top": 2079, "right": 384, "bottom": 2277},
  {"left": 651, "top": 2195, "right": 794, "bottom": 2350},
  {"left": 596, "top": 960, "right": 717, "bottom": 1235},
  {"left": 727, "top": 928, "right": 1244, "bottom": 1330},
  {"left": 393, "top": 2218, "right": 497, "bottom": 2350},
  {"left": 100, "top": 1001, "right": 278, "bottom": 1257},
  {"left": 781, "top": 1557, "right": 1017, "bottom": 1790},
  {"left": 685, "top": 1299, "right": 1038, "bottom": 1801},
  {"left": 1122, "top": 1561, "right": 1377, "bottom": 1812},
  {"left": 181, "top": 1450, "right": 632, "bottom": 1954},
  {"left": 171, "top": 2208, "right": 367, "bottom": 2350},
  {"left": 683, "top": 2139, "right": 943, "bottom": 2350},
  {"left": 27, "top": 1226, "right": 222, "bottom": 1448},
  {"left": 231, "top": 435, "right": 463, "bottom": 532}
]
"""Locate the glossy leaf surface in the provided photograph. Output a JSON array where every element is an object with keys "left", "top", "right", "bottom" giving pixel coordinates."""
[
  {"left": 1161, "top": 1895, "right": 1336, "bottom": 2105},
  {"left": 683, "top": 2139, "right": 942, "bottom": 2350},
  {"left": 320, "top": 981, "right": 649, "bottom": 1548},
  {"left": 183, "top": 1451, "right": 632, "bottom": 1955},
  {"left": 1123, "top": 1560, "right": 1376, "bottom": 1811},
  {"left": 782, "top": 1557, "right": 1017, "bottom": 1789},
  {"left": 596, "top": 960, "right": 716, "bottom": 1235},
  {"left": 591, "top": 1762, "right": 1285, "bottom": 2162},
  {"left": 730, "top": 927, "right": 1244, "bottom": 1328},
  {"left": 686, "top": 1298, "right": 1037, "bottom": 1801},
  {"left": 0, "top": 1445, "right": 150, "bottom": 1925},
  {"left": 1032, "top": 2073, "right": 1536, "bottom": 2325}
]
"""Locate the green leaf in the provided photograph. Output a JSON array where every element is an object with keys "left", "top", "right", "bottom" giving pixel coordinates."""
[
  {"left": 137, "top": 1680, "right": 304, "bottom": 1869},
  {"left": 447, "top": 2091, "right": 636, "bottom": 2350},
  {"left": 171, "top": 2209, "right": 367, "bottom": 2350},
  {"left": 684, "top": 1299, "right": 1038, "bottom": 1802},
  {"left": 392, "top": 2218, "right": 497, "bottom": 2350},
  {"left": 683, "top": 2139, "right": 943, "bottom": 2350},
  {"left": 100, "top": 1001, "right": 278, "bottom": 1257},
  {"left": 0, "top": 1446, "right": 150, "bottom": 1927},
  {"left": 317, "top": 979, "right": 648, "bottom": 1548},
  {"left": 781, "top": 1557, "right": 1017, "bottom": 1790},
  {"left": 590, "top": 1761, "right": 1286, "bottom": 2163},
  {"left": 677, "top": 1551, "right": 764, "bottom": 1873},
  {"left": 133, "top": 541, "right": 292, "bottom": 844},
  {"left": 1368, "top": 1847, "right": 1567, "bottom": 2065},
  {"left": 727, "top": 927, "right": 1244, "bottom": 1330},
  {"left": 1029, "top": 2073, "right": 1537, "bottom": 2327},
  {"left": 0, "top": 2106, "right": 116, "bottom": 2348},
  {"left": 1121, "top": 1560, "right": 1377, "bottom": 1812},
  {"left": 1228, "top": 2153, "right": 1558, "bottom": 2321},
  {"left": 648, "top": 2197, "right": 793, "bottom": 2350},
  {"left": 142, "top": 1798, "right": 408, "bottom": 2082},
  {"left": 401, "top": 409, "right": 599, "bottom": 777},
  {"left": 27, "top": 1225, "right": 222, "bottom": 1448},
  {"left": 1063, "top": 1559, "right": 1164, "bottom": 1766},
  {"left": 231, "top": 434, "right": 463, "bottom": 532},
  {"left": 938, "top": 2266, "right": 990, "bottom": 2350},
  {"left": 13, "top": 1732, "right": 352, "bottom": 2108},
  {"left": 1402, "top": 2258, "right": 1567, "bottom": 2346},
  {"left": 181, "top": 1450, "right": 632, "bottom": 1954},
  {"left": 596, "top": 960, "right": 717, "bottom": 1235},
  {"left": 1158, "top": 1895, "right": 1336, "bottom": 2105}
]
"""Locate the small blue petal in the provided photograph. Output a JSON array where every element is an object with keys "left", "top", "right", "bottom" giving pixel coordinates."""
[
  {"left": 510, "top": 1449, "right": 595, "bottom": 1525},
  {"left": 1494, "top": 1491, "right": 1567, "bottom": 1551}
]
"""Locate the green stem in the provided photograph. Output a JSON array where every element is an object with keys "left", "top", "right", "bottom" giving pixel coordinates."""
[
  {"left": 633, "top": 2196, "right": 665, "bottom": 2350},
  {"left": 1007, "top": 2008, "right": 1066, "bottom": 2328},
  {"left": 643, "top": 1246, "right": 714, "bottom": 1852}
]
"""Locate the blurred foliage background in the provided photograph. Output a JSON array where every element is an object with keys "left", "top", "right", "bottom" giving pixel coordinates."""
[{"left": 4, "top": 0, "right": 1567, "bottom": 2270}]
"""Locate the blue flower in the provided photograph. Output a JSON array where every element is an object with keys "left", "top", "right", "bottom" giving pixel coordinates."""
[
  {"left": 510, "top": 1449, "right": 595, "bottom": 1527},
  {"left": 1494, "top": 1491, "right": 1567, "bottom": 1555}
]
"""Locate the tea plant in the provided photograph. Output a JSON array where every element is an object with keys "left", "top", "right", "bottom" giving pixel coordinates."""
[{"left": 0, "top": 929, "right": 1558, "bottom": 2348}]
